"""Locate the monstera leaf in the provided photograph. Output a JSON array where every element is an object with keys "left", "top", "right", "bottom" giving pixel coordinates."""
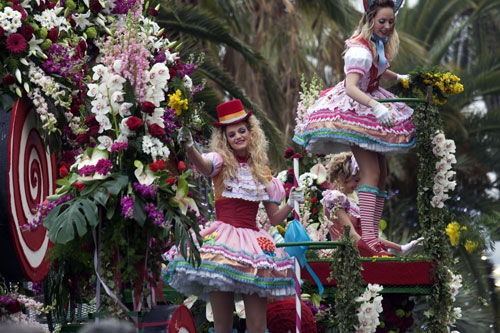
[{"left": 43, "top": 197, "right": 99, "bottom": 244}]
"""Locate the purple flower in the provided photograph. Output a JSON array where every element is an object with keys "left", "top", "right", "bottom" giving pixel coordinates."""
[
  {"left": 121, "top": 196, "right": 134, "bottom": 219},
  {"left": 95, "top": 159, "right": 112, "bottom": 175},
  {"left": 133, "top": 182, "right": 158, "bottom": 198},
  {"left": 78, "top": 165, "right": 96, "bottom": 176},
  {"left": 110, "top": 142, "right": 128, "bottom": 152},
  {"left": 144, "top": 202, "right": 170, "bottom": 229}
]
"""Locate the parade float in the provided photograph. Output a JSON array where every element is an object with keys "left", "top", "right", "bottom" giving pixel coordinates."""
[{"left": 0, "top": 0, "right": 478, "bottom": 332}]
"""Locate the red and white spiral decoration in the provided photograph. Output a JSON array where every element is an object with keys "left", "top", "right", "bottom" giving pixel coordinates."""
[{"left": 8, "top": 98, "right": 55, "bottom": 281}]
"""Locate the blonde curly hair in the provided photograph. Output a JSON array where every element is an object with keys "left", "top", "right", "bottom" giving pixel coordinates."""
[
  {"left": 326, "top": 152, "right": 358, "bottom": 192},
  {"left": 210, "top": 115, "right": 270, "bottom": 191},
  {"left": 346, "top": 0, "right": 399, "bottom": 63}
]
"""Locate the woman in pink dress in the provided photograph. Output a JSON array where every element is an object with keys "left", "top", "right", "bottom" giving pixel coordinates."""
[
  {"left": 164, "top": 99, "right": 303, "bottom": 333},
  {"left": 295, "top": 0, "right": 415, "bottom": 252}
]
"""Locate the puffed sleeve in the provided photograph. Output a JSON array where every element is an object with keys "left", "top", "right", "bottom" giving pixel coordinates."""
[
  {"left": 343, "top": 46, "right": 373, "bottom": 77},
  {"left": 321, "top": 189, "right": 350, "bottom": 212},
  {"left": 200, "top": 152, "right": 224, "bottom": 177},
  {"left": 264, "top": 178, "right": 286, "bottom": 204}
]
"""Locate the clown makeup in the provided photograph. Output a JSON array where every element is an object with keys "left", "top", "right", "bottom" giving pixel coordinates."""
[
  {"left": 225, "top": 122, "right": 250, "bottom": 156},
  {"left": 373, "top": 7, "right": 395, "bottom": 39}
]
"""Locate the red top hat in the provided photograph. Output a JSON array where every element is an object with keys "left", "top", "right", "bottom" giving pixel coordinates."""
[{"left": 213, "top": 99, "right": 252, "bottom": 127}]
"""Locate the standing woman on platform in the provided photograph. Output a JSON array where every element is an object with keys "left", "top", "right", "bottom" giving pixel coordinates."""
[
  {"left": 294, "top": 0, "right": 415, "bottom": 254},
  {"left": 164, "top": 100, "right": 303, "bottom": 333}
]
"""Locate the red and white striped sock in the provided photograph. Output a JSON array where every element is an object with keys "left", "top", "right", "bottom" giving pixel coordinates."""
[
  {"left": 358, "top": 185, "right": 378, "bottom": 248},
  {"left": 374, "top": 190, "right": 387, "bottom": 242}
]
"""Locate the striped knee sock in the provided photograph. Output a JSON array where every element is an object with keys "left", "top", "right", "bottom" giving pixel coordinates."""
[
  {"left": 358, "top": 185, "right": 379, "bottom": 247},
  {"left": 374, "top": 190, "right": 387, "bottom": 241}
]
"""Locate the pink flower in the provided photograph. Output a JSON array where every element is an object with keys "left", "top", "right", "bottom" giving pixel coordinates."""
[
  {"left": 6, "top": 34, "right": 27, "bottom": 54},
  {"left": 95, "top": 159, "right": 112, "bottom": 175}
]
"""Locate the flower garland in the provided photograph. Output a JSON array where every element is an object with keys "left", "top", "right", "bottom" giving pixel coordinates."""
[
  {"left": 354, "top": 284, "right": 384, "bottom": 333},
  {"left": 430, "top": 130, "right": 457, "bottom": 208}
]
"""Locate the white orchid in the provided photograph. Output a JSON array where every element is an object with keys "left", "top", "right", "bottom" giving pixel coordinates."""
[
  {"left": 134, "top": 160, "right": 156, "bottom": 186},
  {"left": 97, "top": 135, "right": 113, "bottom": 151}
]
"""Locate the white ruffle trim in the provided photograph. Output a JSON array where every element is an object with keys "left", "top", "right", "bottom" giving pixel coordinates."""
[{"left": 199, "top": 247, "right": 294, "bottom": 271}]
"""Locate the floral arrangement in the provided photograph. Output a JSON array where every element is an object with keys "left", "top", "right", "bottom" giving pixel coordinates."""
[
  {"left": 303, "top": 298, "right": 335, "bottom": 333},
  {"left": 278, "top": 148, "right": 331, "bottom": 243},
  {"left": 354, "top": 283, "right": 384, "bottom": 333},
  {"left": 10, "top": 0, "right": 210, "bottom": 320},
  {"left": 430, "top": 130, "right": 457, "bottom": 208},
  {"left": 395, "top": 66, "right": 464, "bottom": 105},
  {"left": 411, "top": 72, "right": 457, "bottom": 331},
  {"left": 0, "top": 284, "right": 50, "bottom": 332},
  {"left": 294, "top": 73, "right": 323, "bottom": 134},
  {"left": 377, "top": 294, "right": 414, "bottom": 333}
]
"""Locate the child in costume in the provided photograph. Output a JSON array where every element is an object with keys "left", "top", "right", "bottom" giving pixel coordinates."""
[
  {"left": 163, "top": 100, "right": 304, "bottom": 333},
  {"left": 294, "top": 0, "right": 415, "bottom": 253},
  {"left": 321, "top": 152, "right": 423, "bottom": 256}
]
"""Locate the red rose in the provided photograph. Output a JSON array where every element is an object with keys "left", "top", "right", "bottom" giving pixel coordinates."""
[
  {"left": 73, "top": 182, "right": 85, "bottom": 190},
  {"left": 291, "top": 153, "right": 302, "bottom": 160},
  {"left": 59, "top": 166, "right": 69, "bottom": 178},
  {"left": 6, "top": 300, "right": 21, "bottom": 314},
  {"left": 87, "top": 125, "right": 100, "bottom": 137},
  {"left": 149, "top": 161, "right": 159, "bottom": 172},
  {"left": 148, "top": 7, "right": 159, "bottom": 16},
  {"left": 141, "top": 101, "right": 157, "bottom": 114},
  {"left": 11, "top": 5, "right": 27, "bottom": 20},
  {"left": 47, "top": 27, "right": 59, "bottom": 43},
  {"left": 126, "top": 116, "right": 143, "bottom": 131},
  {"left": 81, "top": 243, "right": 93, "bottom": 252},
  {"left": 149, "top": 123, "right": 166, "bottom": 137},
  {"left": 2, "top": 74, "right": 16, "bottom": 86},
  {"left": 310, "top": 197, "right": 317, "bottom": 205},
  {"left": 6, "top": 33, "right": 27, "bottom": 54},
  {"left": 168, "top": 68, "right": 176, "bottom": 81},
  {"left": 20, "top": 24, "right": 34, "bottom": 40},
  {"left": 49, "top": 1, "right": 57, "bottom": 9},
  {"left": 177, "top": 161, "right": 186, "bottom": 172},
  {"left": 68, "top": 16, "right": 76, "bottom": 27},
  {"left": 284, "top": 148, "right": 295, "bottom": 159},
  {"left": 166, "top": 177, "right": 176, "bottom": 185},
  {"left": 76, "top": 133, "right": 90, "bottom": 145},
  {"left": 157, "top": 160, "right": 166, "bottom": 170},
  {"left": 89, "top": 0, "right": 103, "bottom": 13},
  {"left": 312, "top": 207, "right": 318, "bottom": 214},
  {"left": 84, "top": 115, "right": 99, "bottom": 127}
]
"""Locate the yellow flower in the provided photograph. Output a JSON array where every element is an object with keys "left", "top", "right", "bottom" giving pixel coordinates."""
[
  {"left": 464, "top": 240, "right": 478, "bottom": 253},
  {"left": 446, "top": 222, "right": 461, "bottom": 246},
  {"left": 401, "top": 78, "right": 409, "bottom": 89},
  {"left": 168, "top": 90, "right": 189, "bottom": 116}
]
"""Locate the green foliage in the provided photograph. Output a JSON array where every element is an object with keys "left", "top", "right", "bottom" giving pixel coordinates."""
[
  {"left": 331, "top": 227, "right": 363, "bottom": 332},
  {"left": 413, "top": 98, "right": 454, "bottom": 331}
]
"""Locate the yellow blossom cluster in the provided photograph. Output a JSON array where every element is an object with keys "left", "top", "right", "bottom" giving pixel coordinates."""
[
  {"left": 445, "top": 221, "right": 465, "bottom": 246},
  {"left": 464, "top": 240, "right": 479, "bottom": 253},
  {"left": 422, "top": 72, "right": 464, "bottom": 96},
  {"left": 401, "top": 78, "right": 410, "bottom": 89},
  {"left": 445, "top": 222, "right": 478, "bottom": 252},
  {"left": 168, "top": 89, "right": 189, "bottom": 115}
]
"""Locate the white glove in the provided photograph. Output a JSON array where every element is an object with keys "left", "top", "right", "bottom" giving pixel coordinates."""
[
  {"left": 177, "top": 127, "right": 194, "bottom": 148},
  {"left": 396, "top": 73, "right": 410, "bottom": 82},
  {"left": 286, "top": 187, "right": 305, "bottom": 207},
  {"left": 401, "top": 237, "right": 424, "bottom": 253},
  {"left": 372, "top": 102, "right": 395, "bottom": 128}
]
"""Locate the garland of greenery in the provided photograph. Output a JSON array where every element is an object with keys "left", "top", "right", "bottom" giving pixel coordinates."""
[
  {"left": 413, "top": 91, "right": 453, "bottom": 331},
  {"left": 331, "top": 227, "right": 363, "bottom": 332}
]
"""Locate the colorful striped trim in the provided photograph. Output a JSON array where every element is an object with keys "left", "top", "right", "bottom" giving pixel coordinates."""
[
  {"left": 346, "top": 67, "right": 368, "bottom": 75},
  {"left": 164, "top": 259, "right": 295, "bottom": 288},
  {"left": 219, "top": 111, "right": 247, "bottom": 124},
  {"left": 293, "top": 128, "right": 416, "bottom": 149},
  {"left": 358, "top": 185, "right": 379, "bottom": 194},
  {"left": 377, "top": 189, "right": 388, "bottom": 198}
]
